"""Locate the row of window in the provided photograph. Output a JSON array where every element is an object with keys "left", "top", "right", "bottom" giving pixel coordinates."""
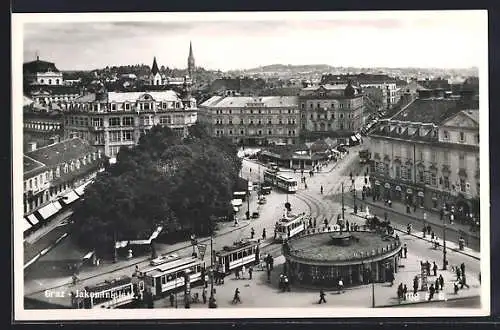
[
  {"left": 71, "top": 101, "right": 192, "bottom": 112},
  {"left": 24, "top": 152, "right": 100, "bottom": 192},
  {"left": 24, "top": 122, "right": 61, "bottom": 131},
  {"left": 24, "top": 181, "right": 74, "bottom": 214},
  {"left": 215, "top": 129, "right": 297, "bottom": 137},
  {"left": 109, "top": 130, "right": 135, "bottom": 142},
  {"left": 307, "top": 112, "right": 351, "bottom": 120},
  {"left": 159, "top": 265, "right": 203, "bottom": 285},
  {"left": 212, "top": 108, "right": 296, "bottom": 115},
  {"left": 442, "top": 130, "right": 480, "bottom": 144},
  {"left": 301, "top": 101, "right": 354, "bottom": 110},
  {"left": 214, "top": 118, "right": 297, "bottom": 125},
  {"left": 376, "top": 162, "right": 475, "bottom": 194},
  {"left": 67, "top": 115, "right": 192, "bottom": 128}
]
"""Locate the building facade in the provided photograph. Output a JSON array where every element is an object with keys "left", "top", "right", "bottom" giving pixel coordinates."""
[
  {"left": 298, "top": 83, "right": 364, "bottom": 138},
  {"left": 23, "top": 138, "right": 104, "bottom": 234},
  {"left": 23, "top": 56, "right": 64, "bottom": 86},
  {"left": 198, "top": 96, "right": 300, "bottom": 145},
  {"left": 64, "top": 87, "right": 197, "bottom": 158},
  {"left": 366, "top": 107, "right": 479, "bottom": 218}
]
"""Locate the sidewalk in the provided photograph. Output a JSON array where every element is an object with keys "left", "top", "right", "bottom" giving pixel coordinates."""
[{"left": 345, "top": 175, "right": 479, "bottom": 240}]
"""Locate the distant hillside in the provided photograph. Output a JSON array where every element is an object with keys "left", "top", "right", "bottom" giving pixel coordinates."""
[{"left": 244, "top": 64, "right": 334, "bottom": 73}]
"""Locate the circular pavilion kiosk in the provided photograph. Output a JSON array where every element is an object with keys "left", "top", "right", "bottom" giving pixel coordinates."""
[{"left": 282, "top": 230, "right": 402, "bottom": 287}]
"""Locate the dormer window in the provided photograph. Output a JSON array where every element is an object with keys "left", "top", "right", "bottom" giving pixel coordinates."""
[
  {"left": 443, "top": 130, "right": 449, "bottom": 139},
  {"left": 460, "top": 132, "right": 465, "bottom": 142}
]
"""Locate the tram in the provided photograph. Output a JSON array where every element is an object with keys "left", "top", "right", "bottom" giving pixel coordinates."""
[
  {"left": 214, "top": 238, "right": 260, "bottom": 274},
  {"left": 73, "top": 276, "right": 138, "bottom": 309},
  {"left": 274, "top": 213, "right": 307, "bottom": 242},
  {"left": 137, "top": 256, "right": 206, "bottom": 299},
  {"left": 263, "top": 169, "right": 298, "bottom": 193}
]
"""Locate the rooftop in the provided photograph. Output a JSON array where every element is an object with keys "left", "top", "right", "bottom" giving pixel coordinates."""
[
  {"left": 391, "top": 98, "right": 479, "bottom": 125},
  {"left": 26, "top": 137, "right": 97, "bottom": 168},
  {"left": 23, "top": 155, "right": 46, "bottom": 174},
  {"left": 285, "top": 231, "right": 400, "bottom": 264},
  {"left": 74, "top": 91, "right": 181, "bottom": 103},
  {"left": 321, "top": 73, "right": 397, "bottom": 85},
  {"left": 200, "top": 96, "right": 298, "bottom": 108},
  {"left": 23, "top": 58, "right": 60, "bottom": 74}
]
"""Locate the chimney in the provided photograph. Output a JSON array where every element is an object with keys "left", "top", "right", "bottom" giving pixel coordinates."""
[{"left": 28, "top": 141, "right": 37, "bottom": 152}]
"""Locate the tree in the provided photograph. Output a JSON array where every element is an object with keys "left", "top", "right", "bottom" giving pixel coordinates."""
[{"left": 71, "top": 124, "right": 242, "bottom": 255}]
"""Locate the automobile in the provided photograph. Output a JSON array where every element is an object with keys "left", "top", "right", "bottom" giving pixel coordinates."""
[
  {"left": 258, "top": 197, "right": 267, "bottom": 204},
  {"left": 260, "top": 186, "right": 272, "bottom": 195},
  {"left": 150, "top": 253, "right": 180, "bottom": 266},
  {"left": 252, "top": 212, "right": 260, "bottom": 219}
]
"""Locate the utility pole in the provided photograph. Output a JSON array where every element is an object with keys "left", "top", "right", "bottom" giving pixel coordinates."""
[
  {"left": 341, "top": 182, "right": 345, "bottom": 220},
  {"left": 443, "top": 208, "right": 448, "bottom": 270},
  {"left": 209, "top": 216, "right": 217, "bottom": 308}
]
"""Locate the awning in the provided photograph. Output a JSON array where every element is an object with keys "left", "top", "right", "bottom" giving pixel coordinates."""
[
  {"left": 61, "top": 190, "right": 80, "bottom": 204},
  {"left": 356, "top": 133, "right": 362, "bottom": 140},
  {"left": 52, "top": 201, "right": 62, "bottom": 211},
  {"left": 418, "top": 191, "right": 424, "bottom": 197},
  {"left": 406, "top": 188, "right": 413, "bottom": 194},
  {"left": 23, "top": 218, "right": 32, "bottom": 233},
  {"left": 27, "top": 213, "right": 39, "bottom": 225},
  {"left": 37, "top": 202, "right": 59, "bottom": 220},
  {"left": 351, "top": 136, "right": 358, "bottom": 142},
  {"left": 395, "top": 186, "right": 402, "bottom": 191},
  {"left": 75, "top": 180, "right": 93, "bottom": 196},
  {"left": 384, "top": 183, "right": 390, "bottom": 189}
]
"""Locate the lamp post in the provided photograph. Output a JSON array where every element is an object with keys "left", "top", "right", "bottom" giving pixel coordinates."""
[
  {"left": 371, "top": 271, "right": 375, "bottom": 308},
  {"left": 352, "top": 178, "right": 356, "bottom": 211},
  {"left": 209, "top": 216, "right": 217, "bottom": 308},
  {"left": 341, "top": 182, "right": 345, "bottom": 220},
  {"left": 443, "top": 199, "right": 448, "bottom": 270}
]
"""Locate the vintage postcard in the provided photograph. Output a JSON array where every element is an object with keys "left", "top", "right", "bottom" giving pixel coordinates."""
[{"left": 12, "top": 10, "right": 490, "bottom": 320}]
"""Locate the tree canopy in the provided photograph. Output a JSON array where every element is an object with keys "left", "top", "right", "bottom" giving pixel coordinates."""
[{"left": 71, "top": 123, "right": 242, "bottom": 256}]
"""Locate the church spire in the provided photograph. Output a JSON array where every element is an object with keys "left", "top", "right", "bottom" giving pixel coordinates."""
[
  {"left": 187, "top": 41, "right": 195, "bottom": 78},
  {"left": 151, "top": 56, "right": 159, "bottom": 75}
]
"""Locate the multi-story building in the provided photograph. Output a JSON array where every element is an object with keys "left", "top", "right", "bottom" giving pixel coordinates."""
[
  {"left": 198, "top": 96, "right": 300, "bottom": 145},
  {"left": 366, "top": 90, "right": 479, "bottom": 217},
  {"left": 321, "top": 73, "right": 401, "bottom": 109},
  {"left": 298, "top": 83, "right": 364, "bottom": 143},
  {"left": 64, "top": 84, "right": 197, "bottom": 158},
  {"left": 23, "top": 138, "right": 104, "bottom": 234},
  {"left": 23, "top": 56, "right": 81, "bottom": 107}
]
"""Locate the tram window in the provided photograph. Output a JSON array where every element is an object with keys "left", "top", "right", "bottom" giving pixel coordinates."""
[
  {"left": 162, "top": 275, "right": 166, "bottom": 285},
  {"left": 242, "top": 250, "right": 247, "bottom": 257},
  {"left": 167, "top": 274, "right": 173, "bottom": 282},
  {"left": 238, "top": 252, "right": 242, "bottom": 259},
  {"left": 232, "top": 252, "right": 237, "bottom": 261},
  {"left": 139, "top": 281, "right": 144, "bottom": 290}
]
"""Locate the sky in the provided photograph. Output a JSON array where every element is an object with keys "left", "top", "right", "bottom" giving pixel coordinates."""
[{"left": 20, "top": 11, "right": 487, "bottom": 71}]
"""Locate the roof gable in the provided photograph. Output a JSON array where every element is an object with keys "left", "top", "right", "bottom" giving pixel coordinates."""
[{"left": 441, "top": 110, "right": 479, "bottom": 128}]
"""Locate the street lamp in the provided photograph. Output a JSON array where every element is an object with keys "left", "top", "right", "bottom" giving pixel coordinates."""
[
  {"left": 443, "top": 212, "right": 448, "bottom": 270},
  {"left": 341, "top": 182, "right": 345, "bottom": 220},
  {"left": 352, "top": 179, "right": 357, "bottom": 212}
]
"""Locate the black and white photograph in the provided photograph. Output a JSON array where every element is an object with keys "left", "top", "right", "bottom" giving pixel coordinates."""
[{"left": 12, "top": 10, "right": 490, "bottom": 320}]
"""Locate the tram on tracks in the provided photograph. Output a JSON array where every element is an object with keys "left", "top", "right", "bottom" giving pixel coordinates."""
[
  {"left": 214, "top": 238, "right": 260, "bottom": 275},
  {"left": 274, "top": 213, "right": 307, "bottom": 242},
  {"left": 72, "top": 276, "right": 138, "bottom": 309},
  {"left": 263, "top": 169, "right": 298, "bottom": 193},
  {"left": 137, "top": 255, "right": 206, "bottom": 299}
]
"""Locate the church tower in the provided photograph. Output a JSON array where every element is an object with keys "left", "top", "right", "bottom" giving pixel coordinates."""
[
  {"left": 187, "top": 41, "right": 195, "bottom": 79},
  {"left": 150, "top": 56, "right": 162, "bottom": 85}
]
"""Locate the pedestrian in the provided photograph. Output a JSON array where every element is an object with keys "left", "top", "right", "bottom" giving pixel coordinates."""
[
  {"left": 433, "top": 262, "right": 438, "bottom": 276},
  {"left": 406, "top": 204, "right": 411, "bottom": 214},
  {"left": 232, "top": 288, "right": 241, "bottom": 304},
  {"left": 251, "top": 227, "right": 255, "bottom": 239},
  {"left": 267, "top": 268, "right": 271, "bottom": 282},
  {"left": 249, "top": 266, "right": 253, "bottom": 280},
  {"left": 428, "top": 284, "right": 435, "bottom": 301},
  {"left": 413, "top": 276, "right": 419, "bottom": 295},
  {"left": 338, "top": 278, "right": 344, "bottom": 294},
  {"left": 425, "top": 261, "right": 431, "bottom": 276},
  {"left": 460, "top": 263, "right": 466, "bottom": 277},
  {"left": 270, "top": 255, "right": 274, "bottom": 270},
  {"left": 454, "top": 281, "right": 460, "bottom": 294},
  {"left": 235, "top": 268, "right": 240, "bottom": 280},
  {"left": 284, "top": 275, "right": 290, "bottom": 292},
  {"left": 397, "top": 283, "right": 403, "bottom": 301},
  {"left": 460, "top": 274, "right": 470, "bottom": 289},
  {"left": 319, "top": 289, "right": 327, "bottom": 304},
  {"left": 241, "top": 265, "right": 246, "bottom": 279},
  {"left": 439, "top": 274, "right": 444, "bottom": 290},
  {"left": 435, "top": 278, "right": 440, "bottom": 293},
  {"left": 321, "top": 185, "right": 323, "bottom": 194},
  {"left": 403, "top": 284, "right": 408, "bottom": 300},
  {"left": 262, "top": 228, "right": 266, "bottom": 240},
  {"left": 431, "top": 231, "right": 435, "bottom": 240},
  {"left": 403, "top": 244, "right": 408, "bottom": 258},
  {"left": 169, "top": 292, "right": 175, "bottom": 307},
  {"left": 456, "top": 267, "right": 462, "bottom": 282},
  {"left": 202, "top": 287, "right": 207, "bottom": 304}
]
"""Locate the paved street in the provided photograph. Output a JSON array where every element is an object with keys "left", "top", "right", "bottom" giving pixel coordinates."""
[{"left": 24, "top": 143, "right": 482, "bottom": 309}]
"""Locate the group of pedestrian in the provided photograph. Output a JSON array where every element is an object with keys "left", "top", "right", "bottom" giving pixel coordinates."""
[
  {"left": 264, "top": 254, "right": 274, "bottom": 282},
  {"left": 279, "top": 274, "right": 291, "bottom": 292},
  {"left": 234, "top": 265, "right": 254, "bottom": 280},
  {"left": 454, "top": 262, "right": 470, "bottom": 293}
]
